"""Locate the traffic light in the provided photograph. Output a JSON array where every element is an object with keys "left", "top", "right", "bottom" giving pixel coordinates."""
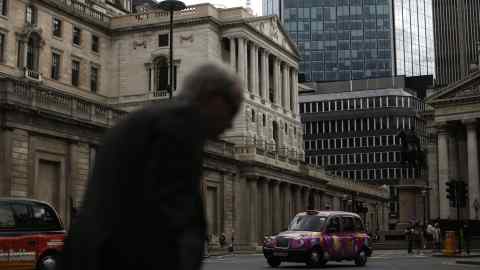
[
  {"left": 457, "top": 181, "right": 468, "bottom": 208},
  {"left": 446, "top": 180, "right": 457, "bottom": 207}
]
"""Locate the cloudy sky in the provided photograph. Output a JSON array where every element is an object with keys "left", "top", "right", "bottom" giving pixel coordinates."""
[{"left": 182, "top": 0, "right": 262, "bottom": 15}]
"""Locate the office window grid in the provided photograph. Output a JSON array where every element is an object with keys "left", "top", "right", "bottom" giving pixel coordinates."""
[{"left": 300, "top": 96, "right": 424, "bottom": 114}]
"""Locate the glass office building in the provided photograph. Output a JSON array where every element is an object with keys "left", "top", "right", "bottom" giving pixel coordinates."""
[{"left": 263, "top": 0, "right": 435, "bottom": 82}]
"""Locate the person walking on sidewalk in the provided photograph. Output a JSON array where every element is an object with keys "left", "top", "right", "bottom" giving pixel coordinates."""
[
  {"left": 433, "top": 222, "right": 441, "bottom": 252},
  {"left": 405, "top": 223, "right": 415, "bottom": 254}
]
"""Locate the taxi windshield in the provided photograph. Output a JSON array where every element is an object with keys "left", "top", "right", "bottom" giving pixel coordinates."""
[{"left": 288, "top": 215, "right": 326, "bottom": 232}]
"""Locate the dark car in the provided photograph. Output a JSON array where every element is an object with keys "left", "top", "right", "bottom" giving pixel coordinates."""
[
  {"left": 263, "top": 210, "right": 372, "bottom": 268},
  {"left": 0, "top": 198, "right": 65, "bottom": 270}
]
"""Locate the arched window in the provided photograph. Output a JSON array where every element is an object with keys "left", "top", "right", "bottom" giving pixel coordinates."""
[{"left": 148, "top": 56, "right": 177, "bottom": 92}]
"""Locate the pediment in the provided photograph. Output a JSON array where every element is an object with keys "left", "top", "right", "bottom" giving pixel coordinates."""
[
  {"left": 427, "top": 71, "right": 480, "bottom": 105},
  {"left": 248, "top": 16, "right": 299, "bottom": 57}
]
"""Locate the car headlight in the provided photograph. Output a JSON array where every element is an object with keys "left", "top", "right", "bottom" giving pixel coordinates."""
[
  {"left": 290, "top": 238, "right": 304, "bottom": 249},
  {"left": 263, "top": 236, "right": 276, "bottom": 247}
]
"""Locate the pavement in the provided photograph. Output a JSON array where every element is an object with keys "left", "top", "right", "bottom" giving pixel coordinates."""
[
  {"left": 456, "top": 259, "right": 480, "bottom": 266},
  {"left": 201, "top": 251, "right": 478, "bottom": 270}
]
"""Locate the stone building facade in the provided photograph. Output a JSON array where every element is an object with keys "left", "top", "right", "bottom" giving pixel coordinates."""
[
  {"left": 426, "top": 70, "right": 480, "bottom": 221},
  {"left": 0, "top": 1, "right": 389, "bottom": 248}
]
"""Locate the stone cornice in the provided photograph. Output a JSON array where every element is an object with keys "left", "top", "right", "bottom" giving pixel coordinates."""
[{"left": 223, "top": 28, "right": 299, "bottom": 67}]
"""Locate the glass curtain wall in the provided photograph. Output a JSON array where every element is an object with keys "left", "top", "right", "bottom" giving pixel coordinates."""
[
  {"left": 283, "top": 0, "right": 393, "bottom": 82},
  {"left": 394, "top": 0, "right": 435, "bottom": 77}
]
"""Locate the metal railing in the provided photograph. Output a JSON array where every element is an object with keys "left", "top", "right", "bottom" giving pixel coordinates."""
[{"left": 24, "top": 69, "right": 42, "bottom": 81}]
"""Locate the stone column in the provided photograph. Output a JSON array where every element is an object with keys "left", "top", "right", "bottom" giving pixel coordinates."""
[
  {"left": 303, "top": 188, "right": 310, "bottom": 210},
  {"left": 272, "top": 181, "right": 281, "bottom": 233},
  {"left": 262, "top": 178, "right": 271, "bottom": 236},
  {"left": 283, "top": 64, "right": 290, "bottom": 111},
  {"left": 284, "top": 183, "right": 292, "bottom": 227},
  {"left": 273, "top": 58, "right": 281, "bottom": 106},
  {"left": 249, "top": 42, "right": 256, "bottom": 94},
  {"left": 234, "top": 175, "right": 249, "bottom": 247},
  {"left": 260, "top": 49, "right": 268, "bottom": 100},
  {"left": 427, "top": 138, "right": 439, "bottom": 220},
  {"left": 464, "top": 119, "right": 480, "bottom": 220},
  {"left": 237, "top": 38, "right": 246, "bottom": 86},
  {"left": 249, "top": 178, "right": 258, "bottom": 246},
  {"left": 253, "top": 46, "right": 260, "bottom": 96},
  {"left": 229, "top": 37, "right": 236, "bottom": 72},
  {"left": 437, "top": 126, "right": 450, "bottom": 219},
  {"left": 292, "top": 70, "right": 299, "bottom": 115},
  {"left": 296, "top": 186, "right": 302, "bottom": 213}
]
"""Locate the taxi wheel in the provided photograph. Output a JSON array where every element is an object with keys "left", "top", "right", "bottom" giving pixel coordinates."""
[
  {"left": 354, "top": 250, "right": 367, "bottom": 267},
  {"left": 267, "top": 257, "right": 281, "bottom": 268},
  {"left": 37, "top": 254, "right": 59, "bottom": 270}
]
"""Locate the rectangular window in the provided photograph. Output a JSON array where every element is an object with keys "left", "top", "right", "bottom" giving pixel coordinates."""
[
  {"left": 51, "top": 52, "right": 60, "bottom": 80},
  {"left": 0, "top": 33, "right": 4, "bottom": 63},
  {"left": 26, "top": 5, "right": 36, "bottom": 24},
  {"left": 73, "top": 27, "right": 81, "bottom": 45},
  {"left": 71, "top": 60, "right": 80, "bottom": 86},
  {"left": 0, "top": 0, "right": 7, "bottom": 16},
  {"left": 91, "top": 66, "right": 98, "bottom": 93},
  {"left": 159, "top": 34, "right": 169, "bottom": 47},
  {"left": 92, "top": 35, "right": 99, "bottom": 52},
  {"left": 53, "top": 18, "right": 62, "bottom": 37}
]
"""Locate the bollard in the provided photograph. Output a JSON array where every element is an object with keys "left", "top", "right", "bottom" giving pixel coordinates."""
[{"left": 443, "top": 231, "right": 456, "bottom": 256}]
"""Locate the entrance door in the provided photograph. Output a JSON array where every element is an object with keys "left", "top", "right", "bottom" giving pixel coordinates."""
[{"left": 37, "top": 160, "right": 60, "bottom": 211}]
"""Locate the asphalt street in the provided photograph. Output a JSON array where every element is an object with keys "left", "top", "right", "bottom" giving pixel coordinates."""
[{"left": 201, "top": 251, "right": 475, "bottom": 270}]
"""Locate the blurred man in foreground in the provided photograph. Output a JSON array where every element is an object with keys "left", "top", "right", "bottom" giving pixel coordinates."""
[{"left": 62, "top": 62, "right": 243, "bottom": 270}]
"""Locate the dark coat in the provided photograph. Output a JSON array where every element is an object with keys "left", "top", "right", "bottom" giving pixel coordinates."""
[{"left": 61, "top": 98, "right": 208, "bottom": 270}]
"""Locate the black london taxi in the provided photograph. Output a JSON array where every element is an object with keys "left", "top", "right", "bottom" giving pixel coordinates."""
[{"left": 0, "top": 198, "right": 65, "bottom": 270}]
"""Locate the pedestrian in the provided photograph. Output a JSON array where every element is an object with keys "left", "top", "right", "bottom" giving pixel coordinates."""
[
  {"left": 405, "top": 223, "right": 415, "bottom": 254},
  {"left": 61, "top": 62, "right": 243, "bottom": 270},
  {"left": 426, "top": 223, "right": 434, "bottom": 249},
  {"left": 433, "top": 222, "right": 441, "bottom": 252}
]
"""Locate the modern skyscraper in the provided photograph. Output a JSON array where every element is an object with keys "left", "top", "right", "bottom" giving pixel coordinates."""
[
  {"left": 433, "top": 0, "right": 480, "bottom": 86},
  {"left": 263, "top": 0, "right": 435, "bottom": 82}
]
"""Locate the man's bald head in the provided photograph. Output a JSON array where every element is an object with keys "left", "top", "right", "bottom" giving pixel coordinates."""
[{"left": 178, "top": 62, "right": 244, "bottom": 138}]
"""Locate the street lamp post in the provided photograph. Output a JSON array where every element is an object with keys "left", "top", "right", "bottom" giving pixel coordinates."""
[{"left": 157, "top": 0, "right": 186, "bottom": 99}]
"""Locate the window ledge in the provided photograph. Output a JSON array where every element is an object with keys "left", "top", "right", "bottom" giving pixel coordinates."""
[
  {"left": 52, "top": 35, "right": 63, "bottom": 41},
  {"left": 73, "top": 43, "right": 82, "bottom": 49},
  {"left": 91, "top": 51, "right": 100, "bottom": 57},
  {"left": 0, "top": 15, "right": 7, "bottom": 21}
]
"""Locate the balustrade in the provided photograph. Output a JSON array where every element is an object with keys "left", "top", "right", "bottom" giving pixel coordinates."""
[{"left": 0, "top": 77, "right": 125, "bottom": 127}]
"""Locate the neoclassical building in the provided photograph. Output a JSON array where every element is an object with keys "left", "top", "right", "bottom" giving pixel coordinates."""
[
  {"left": 0, "top": 1, "right": 389, "bottom": 248},
  {"left": 426, "top": 71, "right": 480, "bottom": 222}
]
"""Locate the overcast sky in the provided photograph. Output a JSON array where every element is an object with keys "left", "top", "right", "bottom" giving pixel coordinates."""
[{"left": 181, "top": 0, "right": 262, "bottom": 15}]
